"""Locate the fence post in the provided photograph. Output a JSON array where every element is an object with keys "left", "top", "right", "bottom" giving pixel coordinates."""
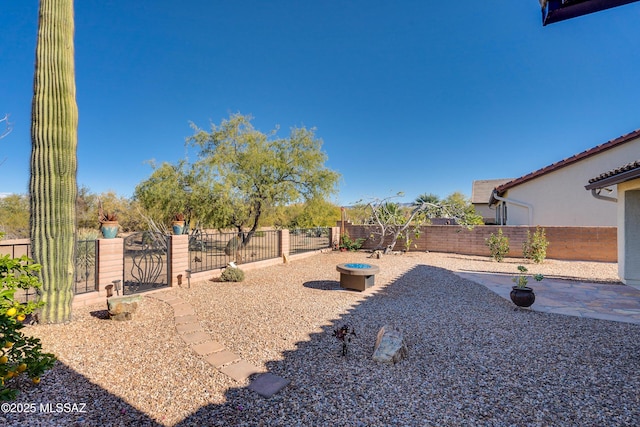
[
  {"left": 330, "top": 227, "right": 340, "bottom": 250},
  {"left": 280, "top": 229, "right": 290, "bottom": 258},
  {"left": 170, "top": 234, "right": 189, "bottom": 287},
  {"left": 96, "top": 238, "right": 124, "bottom": 294}
]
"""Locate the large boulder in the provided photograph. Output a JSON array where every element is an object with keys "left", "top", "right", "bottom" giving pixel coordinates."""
[
  {"left": 372, "top": 324, "right": 407, "bottom": 364},
  {"left": 107, "top": 295, "right": 142, "bottom": 321}
]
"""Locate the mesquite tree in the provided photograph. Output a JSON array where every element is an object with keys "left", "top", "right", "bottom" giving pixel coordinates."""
[
  {"left": 187, "top": 113, "right": 340, "bottom": 248},
  {"left": 30, "top": 0, "right": 78, "bottom": 323}
]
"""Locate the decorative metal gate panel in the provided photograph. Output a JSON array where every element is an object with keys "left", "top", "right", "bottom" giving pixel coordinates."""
[{"left": 123, "top": 232, "right": 170, "bottom": 295}]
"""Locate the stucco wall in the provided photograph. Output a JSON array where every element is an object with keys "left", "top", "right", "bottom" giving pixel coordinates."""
[
  {"left": 618, "top": 179, "right": 640, "bottom": 285},
  {"left": 499, "top": 139, "right": 639, "bottom": 226}
]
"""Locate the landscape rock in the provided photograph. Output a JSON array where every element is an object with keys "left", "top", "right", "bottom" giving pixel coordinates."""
[
  {"left": 107, "top": 295, "right": 142, "bottom": 321},
  {"left": 372, "top": 324, "right": 407, "bottom": 364}
]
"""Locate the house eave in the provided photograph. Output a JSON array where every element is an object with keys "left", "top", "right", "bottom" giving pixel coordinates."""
[{"left": 585, "top": 167, "right": 640, "bottom": 190}]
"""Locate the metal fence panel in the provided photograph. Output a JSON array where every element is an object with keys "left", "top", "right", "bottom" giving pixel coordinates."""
[
  {"left": 75, "top": 239, "right": 97, "bottom": 294},
  {"left": 189, "top": 230, "right": 280, "bottom": 273},
  {"left": 289, "top": 227, "right": 330, "bottom": 255}
]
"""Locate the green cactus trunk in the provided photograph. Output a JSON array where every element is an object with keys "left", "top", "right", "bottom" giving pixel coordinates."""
[{"left": 30, "top": 0, "right": 78, "bottom": 323}]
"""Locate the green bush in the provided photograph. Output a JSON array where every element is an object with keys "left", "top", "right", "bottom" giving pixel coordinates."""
[
  {"left": 340, "top": 234, "right": 365, "bottom": 251},
  {"left": 220, "top": 267, "right": 245, "bottom": 282},
  {"left": 486, "top": 228, "right": 510, "bottom": 262},
  {"left": 0, "top": 233, "right": 56, "bottom": 400},
  {"left": 523, "top": 226, "right": 550, "bottom": 264}
]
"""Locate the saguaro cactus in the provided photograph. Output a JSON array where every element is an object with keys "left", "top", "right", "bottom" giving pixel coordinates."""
[{"left": 30, "top": 0, "right": 78, "bottom": 323}]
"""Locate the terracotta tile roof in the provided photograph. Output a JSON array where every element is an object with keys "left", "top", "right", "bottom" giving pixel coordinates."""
[
  {"left": 585, "top": 160, "right": 640, "bottom": 190},
  {"left": 494, "top": 128, "right": 640, "bottom": 195}
]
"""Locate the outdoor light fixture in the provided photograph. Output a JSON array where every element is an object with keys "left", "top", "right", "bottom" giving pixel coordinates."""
[{"left": 185, "top": 269, "right": 192, "bottom": 288}]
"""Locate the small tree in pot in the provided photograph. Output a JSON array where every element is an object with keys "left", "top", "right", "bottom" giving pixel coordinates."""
[{"left": 510, "top": 265, "right": 544, "bottom": 308}]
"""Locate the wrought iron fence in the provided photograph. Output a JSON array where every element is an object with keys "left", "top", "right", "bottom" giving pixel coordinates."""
[
  {"left": 289, "top": 227, "right": 331, "bottom": 255},
  {"left": 189, "top": 230, "right": 280, "bottom": 273},
  {"left": 0, "top": 239, "right": 99, "bottom": 300},
  {"left": 75, "top": 239, "right": 97, "bottom": 294}
]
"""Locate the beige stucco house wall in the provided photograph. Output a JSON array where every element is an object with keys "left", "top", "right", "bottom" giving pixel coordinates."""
[
  {"left": 471, "top": 179, "right": 512, "bottom": 224},
  {"left": 489, "top": 129, "right": 640, "bottom": 226},
  {"left": 587, "top": 160, "right": 640, "bottom": 286}
]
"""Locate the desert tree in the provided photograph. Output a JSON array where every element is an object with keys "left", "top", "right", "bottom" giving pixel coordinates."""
[
  {"left": 366, "top": 191, "right": 484, "bottom": 253},
  {"left": 187, "top": 113, "right": 340, "bottom": 247}
]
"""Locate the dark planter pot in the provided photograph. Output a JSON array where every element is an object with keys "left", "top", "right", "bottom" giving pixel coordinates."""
[{"left": 510, "top": 286, "right": 535, "bottom": 307}]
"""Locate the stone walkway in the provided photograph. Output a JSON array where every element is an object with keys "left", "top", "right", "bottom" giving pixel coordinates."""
[{"left": 150, "top": 293, "right": 289, "bottom": 398}]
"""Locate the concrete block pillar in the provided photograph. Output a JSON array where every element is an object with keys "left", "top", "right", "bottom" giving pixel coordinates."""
[
  {"left": 170, "top": 234, "right": 189, "bottom": 287},
  {"left": 97, "top": 238, "right": 124, "bottom": 293},
  {"left": 279, "top": 229, "right": 290, "bottom": 257}
]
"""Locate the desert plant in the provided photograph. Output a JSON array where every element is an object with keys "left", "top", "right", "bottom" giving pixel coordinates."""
[
  {"left": 29, "top": 0, "right": 78, "bottom": 323},
  {"left": 513, "top": 265, "right": 544, "bottom": 288},
  {"left": 0, "top": 233, "right": 56, "bottom": 400},
  {"left": 220, "top": 266, "right": 245, "bottom": 282},
  {"left": 332, "top": 325, "right": 356, "bottom": 356},
  {"left": 486, "top": 228, "right": 510, "bottom": 262},
  {"left": 523, "top": 226, "right": 550, "bottom": 264},
  {"left": 340, "top": 234, "right": 365, "bottom": 251}
]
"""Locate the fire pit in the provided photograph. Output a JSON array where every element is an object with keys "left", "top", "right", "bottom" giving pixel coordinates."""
[{"left": 336, "top": 263, "right": 380, "bottom": 291}]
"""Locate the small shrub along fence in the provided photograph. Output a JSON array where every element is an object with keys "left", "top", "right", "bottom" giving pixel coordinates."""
[{"left": 340, "top": 223, "right": 617, "bottom": 262}]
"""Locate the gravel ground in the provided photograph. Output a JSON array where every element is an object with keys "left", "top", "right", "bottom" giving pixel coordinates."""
[{"left": 3, "top": 251, "right": 638, "bottom": 426}]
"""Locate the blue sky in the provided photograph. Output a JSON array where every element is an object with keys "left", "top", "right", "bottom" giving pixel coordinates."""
[{"left": 2, "top": 1, "right": 640, "bottom": 205}]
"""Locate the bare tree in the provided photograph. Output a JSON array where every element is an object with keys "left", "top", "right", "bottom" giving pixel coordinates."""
[
  {"left": 0, "top": 114, "right": 12, "bottom": 140},
  {"left": 0, "top": 114, "right": 12, "bottom": 166},
  {"left": 365, "top": 192, "right": 483, "bottom": 254}
]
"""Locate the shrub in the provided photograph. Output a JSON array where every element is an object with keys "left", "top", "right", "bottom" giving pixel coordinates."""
[
  {"left": 220, "top": 267, "right": 245, "bottom": 282},
  {"left": 340, "top": 234, "right": 365, "bottom": 251},
  {"left": 486, "top": 228, "right": 510, "bottom": 262},
  {"left": 523, "top": 226, "right": 550, "bottom": 264},
  {"left": 0, "top": 233, "right": 56, "bottom": 400}
]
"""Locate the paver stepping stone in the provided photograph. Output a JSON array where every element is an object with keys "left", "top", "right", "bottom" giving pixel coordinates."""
[
  {"left": 180, "top": 331, "right": 210, "bottom": 344},
  {"left": 173, "top": 304, "right": 196, "bottom": 317},
  {"left": 206, "top": 350, "right": 241, "bottom": 368},
  {"left": 192, "top": 341, "right": 225, "bottom": 356},
  {"left": 167, "top": 299, "right": 186, "bottom": 306},
  {"left": 249, "top": 373, "right": 290, "bottom": 398},
  {"left": 220, "top": 360, "right": 263, "bottom": 382},
  {"left": 174, "top": 314, "right": 199, "bottom": 325},
  {"left": 151, "top": 293, "right": 178, "bottom": 302},
  {"left": 176, "top": 322, "right": 203, "bottom": 334}
]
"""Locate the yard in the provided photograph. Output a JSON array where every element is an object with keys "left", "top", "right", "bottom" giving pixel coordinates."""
[{"left": 5, "top": 251, "right": 637, "bottom": 426}]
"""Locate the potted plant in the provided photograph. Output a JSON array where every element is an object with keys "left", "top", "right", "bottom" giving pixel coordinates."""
[
  {"left": 172, "top": 213, "right": 186, "bottom": 235},
  {"left": 99, "top": 211, "right": 119, "bottom": 239},
  {"left": 510, "top": 265, "right": 544, "bottom": 308}
]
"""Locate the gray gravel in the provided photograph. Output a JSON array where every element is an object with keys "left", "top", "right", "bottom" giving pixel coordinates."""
[{"left": 3, "top": 252, "right": 639, "bottom": 426}]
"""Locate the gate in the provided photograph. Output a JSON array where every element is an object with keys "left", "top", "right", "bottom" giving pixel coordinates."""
[{"left": 123, "top": 232, "right": 170, "bottom": 295}]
